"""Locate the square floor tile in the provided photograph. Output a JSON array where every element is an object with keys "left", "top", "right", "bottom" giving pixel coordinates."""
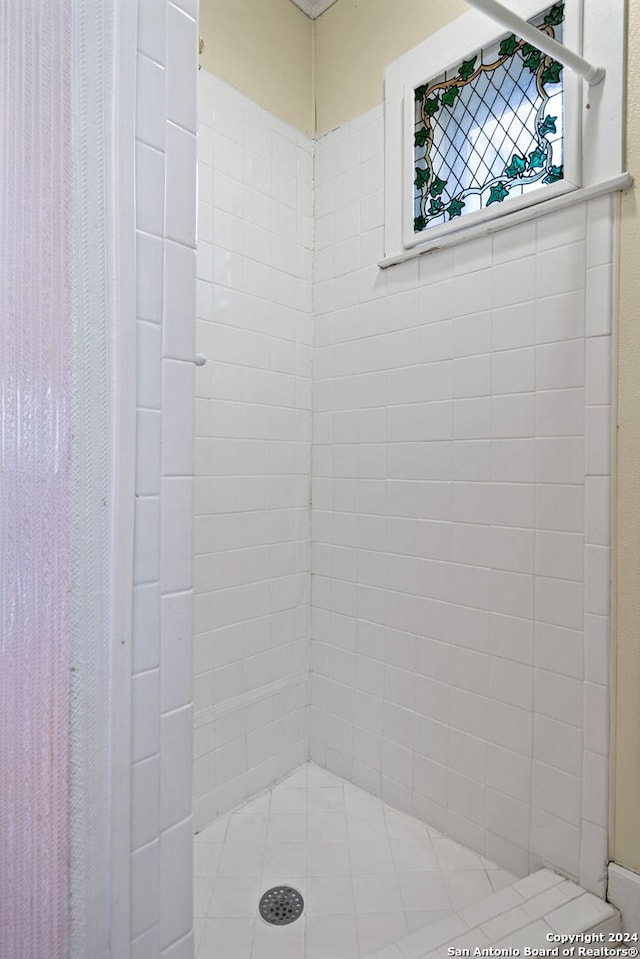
[
  {"left": 353, "top": 874, "right": 404, "bottom": 913},
  {"left": 197, "top": 917, "right": 255, "bottom": 959},
  {"left": 194, "top": 916, "right": 206, "bottom": 953},
  {"left": 208, "top": 876, "right": 260, "bottom": 917},
  {"left": 347, "top": 809, "right": 388, "bottom": 840},
  {"left": 268, "top": 813, "right": 307, "bottom": 843},
  {"left": 308, "top": 812, "right": 348, "bottom": 842},
  {"left": 308, "top": 786, "right": 345, "bottom": 813},
  {"left": 305, "top": 913, "right": 359, "bottom": 959},
  {"left": 306, "top": 875, "right": 355, "bottom": 915},
  {"left": 398, "top": 871, "right": 452, "bottom": 912},
  {"left": 488, "top": 868, "right": 518, "bottom": 891},
  {"left": 306, "top": 840, "right": 351, "bottom": 876},
  {"left": 432, "top": 836, "right": 486, "bottom": 871},
  {"left": 356, "top": 911, "right": 409, "bottom": 955},
  {"left": 193, "top": 843, "right": 223, "bottom": 877},
  {"left": 270, "top": 789, "right": 308, "bottom": 814},
  {"left": 262, "top": 842, "right": 307, "bottom": 878},
  {"left": 385, "top": 810, "right": 432, "bottom": 841},
  {"left": 252, "top": 917, "right": 305, "bottom": 959},
  {"left": 218, "top": 842, "right": 265, "bottom": 877},
  {"left": 391, "top": 839, "right": 439, "bottom": 872},
  {"left": 350, "top": 840, "right": 395, "bottom": 874},
  {"left": 344, "top": 785, "right": 383, "bottom": 813},
  {"left": 445, "top": 869, "right": 496, "bottom": 911},
  {"left": 194, "top": 877, "right": 215, "bottom": 917},
  {"left": 405, "top": 909, "right": 453, "bottom": 932},
  {"left": 226, "top": 814, "right": 269, "bottom": 843}
]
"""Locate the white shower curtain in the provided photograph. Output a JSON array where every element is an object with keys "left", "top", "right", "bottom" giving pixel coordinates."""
[
  {"left": 0, "top": 1, "right": 118, "bottom": 956},
  {"left": 0, "top": 1, "right": 73, "bottom": 955}
]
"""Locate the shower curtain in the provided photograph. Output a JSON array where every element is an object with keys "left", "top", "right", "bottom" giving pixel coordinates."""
[
  {"left": 0, "top": 1, "right": 119, "bottom": 955},
  {"left": 0, "top": 1, "right": 73, "bottom": 955}
]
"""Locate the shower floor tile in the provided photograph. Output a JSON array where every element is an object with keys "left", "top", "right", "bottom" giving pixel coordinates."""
[{"left": 194, "top": 762, "right": 516, "bottom": 959}]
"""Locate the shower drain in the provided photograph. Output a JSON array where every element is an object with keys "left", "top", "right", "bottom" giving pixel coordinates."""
[{"left": 258, "top": 886, "right": 304, "bottom": 925}]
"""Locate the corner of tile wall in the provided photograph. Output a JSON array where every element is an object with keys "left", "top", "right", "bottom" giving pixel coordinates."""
[{"left": 193, "top": 71, "right": 314, "bottom": 827}]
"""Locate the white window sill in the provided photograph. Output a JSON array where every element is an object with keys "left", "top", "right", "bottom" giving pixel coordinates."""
[{"left": 379, "top": 172, "right": 632, "bottom": 269}]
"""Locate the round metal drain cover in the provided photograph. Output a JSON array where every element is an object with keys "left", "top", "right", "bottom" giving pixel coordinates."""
[{"left": 258, "top": 886, "right": 304, "bottom": 925}]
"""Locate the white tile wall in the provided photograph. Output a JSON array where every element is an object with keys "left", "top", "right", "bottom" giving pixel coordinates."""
[
  {"left": 130, "top": 2, "right": 197, "bottom": 955},
  {"left": 310, "top": 106, "right": 613, "bottom": 895},
  {"left": 193, "top": 72, "right": 313, "bottom": 830}
]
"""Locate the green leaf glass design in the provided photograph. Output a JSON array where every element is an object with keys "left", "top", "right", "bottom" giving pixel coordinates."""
[
  {"left": 522, "top": 50, "right": 543, "bottom": 72},
  {"left": 487, "top": 182, "right": 509, "bottom": 205},
  {"left": 441, "top": 85, "right": 460, "bottom": 108},
  {"left": 504, "top": 154, "right": 527, "bottom": 178},
  {"left": 424, "top": 96, "right": 440, "bottom": 117},
  {"left": 412, "top": 2, "right": 565, "bottom": 234},
  {"left": 528, "top": 147, "right": 547, "bottom": 169},
  {"left": 539, "top": 115, "right": 558, "bottom": 136},
  {"left": 458, "top": 56, "right": 477, "bottom": 81},
  {"left": 430, "top": 175, "right": 447, "bottom": 197},
  {"left": 543, "top": 165, "right": 564, "bottom": 183},
  {"left": 499, "top": 34, "right": 519, "bottom": 57},
  {"left": 544, "top": 3, "right": 565, "bottom": 26},
  {"left": 542, "top": 61, "right": 563, "bottom": 85}
]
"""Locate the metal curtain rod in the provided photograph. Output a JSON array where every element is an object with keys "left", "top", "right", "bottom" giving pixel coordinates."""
[{"left": 463, "top": 0, "right": 605, "bottom": 85}]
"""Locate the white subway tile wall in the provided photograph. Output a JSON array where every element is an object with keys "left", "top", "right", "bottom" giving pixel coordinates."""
[
  {"left": 131, "top": 1, "right": 197, "bottom": 956},
  {"left": 310, "top": 105, "right": 613, "bottom": 895},
  {"left": 193, "top": 72, "right": 313, "bottom": 830}
]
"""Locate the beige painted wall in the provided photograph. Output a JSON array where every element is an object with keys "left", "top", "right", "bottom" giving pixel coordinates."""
[
  {"left": 199, "top": 0, "right": 314, "bottom": 136},
  {"left": 199, "top": 0, "right": 466, "bottom": 136},
  {"left": 613, "top": 0, "right": 640, "bottom": 875},
  {"left": 314, "top": 0, "right": 467, "bottom": 133}
]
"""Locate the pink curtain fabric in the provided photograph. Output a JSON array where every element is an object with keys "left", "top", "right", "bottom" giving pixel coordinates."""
[{"left": 0, "top": 1, "right": 72, "bottom": 956}]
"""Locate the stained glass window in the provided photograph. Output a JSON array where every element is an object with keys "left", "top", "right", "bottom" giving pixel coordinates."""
[{"left": 413, "top": 1, "right": 565, "bottom": 234}]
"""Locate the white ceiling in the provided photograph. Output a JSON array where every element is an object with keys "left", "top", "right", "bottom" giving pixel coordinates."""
[{"left": 289, "top": 0, "right": 340, "bottom": 18}]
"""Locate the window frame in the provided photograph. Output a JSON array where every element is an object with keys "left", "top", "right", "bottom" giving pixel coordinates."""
[{"left": 384, "top": 0, "right": 585, "bottom": 256}]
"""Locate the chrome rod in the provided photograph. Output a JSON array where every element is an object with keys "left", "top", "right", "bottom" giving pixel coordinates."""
[{"left": 463, "top": 0, "right": 605, "bottom": 85}]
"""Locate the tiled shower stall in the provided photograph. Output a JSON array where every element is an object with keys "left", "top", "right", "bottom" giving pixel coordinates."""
[
  {"left": 193, "top": 64, "right": 613, "bottom": 901},
  {"left": 0, "top": 0, "right": 625, "bottom": 955}
]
